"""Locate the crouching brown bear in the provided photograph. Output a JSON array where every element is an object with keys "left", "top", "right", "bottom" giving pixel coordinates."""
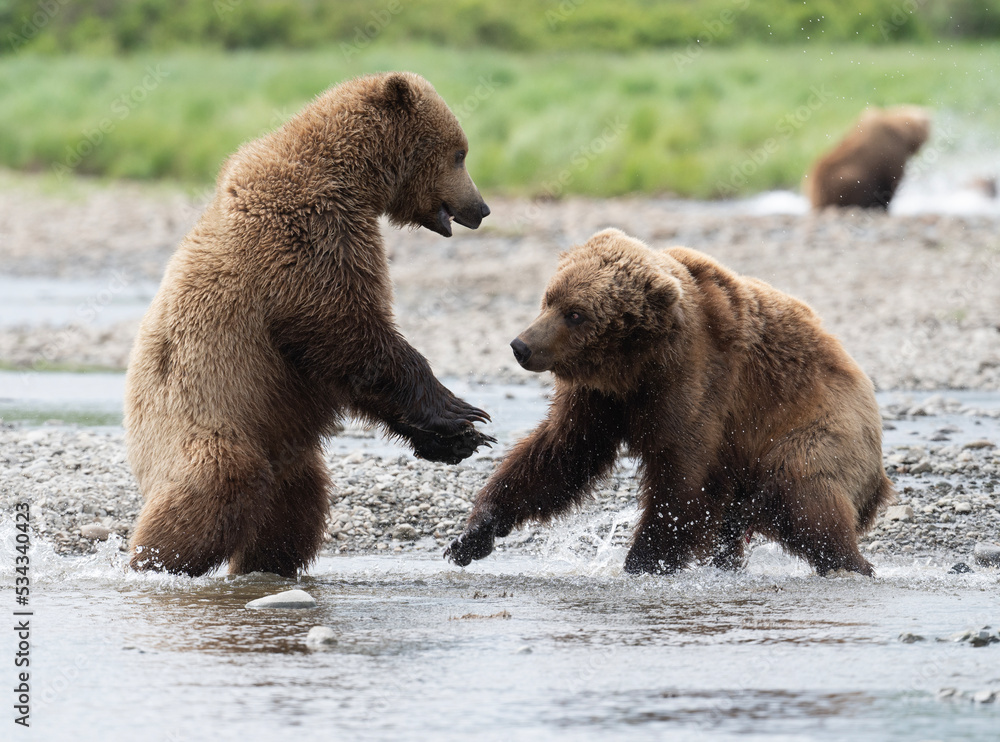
[
  {"left": 447, "top": 229, "right": 894, "bottom": 576},
  {"left": 805, "top": 105, "right": 930, "bottom": 210},
  {"left": 127, "top": 72, "right": 494, "bottom": 578}
]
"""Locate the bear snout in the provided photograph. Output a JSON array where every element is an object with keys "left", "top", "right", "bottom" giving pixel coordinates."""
[
  {"left": 510, "top": 337, "right": 532, "bottom": 366},
  {"left": 452, "top": 198, "right": 489, "bottom": 230}
]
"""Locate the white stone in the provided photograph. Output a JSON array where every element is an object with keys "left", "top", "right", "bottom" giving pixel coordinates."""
[
  {"left": 79, "top": 523, "right": 111, "bottom": 540},
  {"left": 885, "top": 505, "right": 914, "bottom": 522},
  {"left": 305, "top": 626, "right": 338, "bottom": 649},
  {"left": 245, "top": 589, "right": 317, "bottom": 610},
  {"left": 953, "top": 501, "right": 973, "bottom": 514}
]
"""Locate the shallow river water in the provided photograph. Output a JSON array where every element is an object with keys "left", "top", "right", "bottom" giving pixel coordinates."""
[{"left": 1, "top": 535, "right": 997, "bottom": 742}]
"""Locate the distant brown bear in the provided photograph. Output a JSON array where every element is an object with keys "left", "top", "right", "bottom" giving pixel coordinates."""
[
  {"left": 446, "top": 229, "right": 894, "bottom": 576},
  {"left": 127, "top": 72, "right": 493, "bottom": 578},
  {"left": 805, "top": 105, "right": 930, "bottom": 209}
]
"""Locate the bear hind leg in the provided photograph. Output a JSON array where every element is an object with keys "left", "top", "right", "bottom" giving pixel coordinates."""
[
  {"left": 131, "top": 480, "right": 264, "bottom": 577},
  {"left": 227, "top": 447, "right": 331, "bottom": 578},
  {"left": 130, "top": 437, "right": 273, "bottom": 577},
  {"left": 759, "top": 477, "right": 875, "bottom": 577}
]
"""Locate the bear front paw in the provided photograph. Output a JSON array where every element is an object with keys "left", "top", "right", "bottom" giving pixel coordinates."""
[
  {"left": 444, "top": 520, "right": 497, "bottom": 566},
  {"left": 622, "top": 547, "right": 681, "bottom": 576},
  {"left": 413, "top": 427, "right": 496, "bottom": 465}
]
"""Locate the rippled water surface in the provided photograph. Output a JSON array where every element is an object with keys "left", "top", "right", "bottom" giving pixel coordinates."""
[{"left": 2, "top": 534, "right": 998, "bottom": 742}]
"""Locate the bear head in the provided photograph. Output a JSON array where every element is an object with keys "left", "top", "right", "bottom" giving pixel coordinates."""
[
  {"left": 379, "top": 73, "right": 490, "bottom": 237},
  {"left": 863, "top": 105, "right": 931, "bottom": 155},
  {"left": 511, "top": 229, "right": 684, "bottom": 390}
]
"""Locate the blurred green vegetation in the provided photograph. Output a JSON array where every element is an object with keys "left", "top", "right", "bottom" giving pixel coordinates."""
[
  {"left": 2, "top": 43, "right": 998, "bottom": 197},
  {"left": 2, "top": 0, "right": 999, "bottom": 55}
]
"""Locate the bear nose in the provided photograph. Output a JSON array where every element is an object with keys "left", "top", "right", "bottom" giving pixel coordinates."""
[
  {"left": 480, "top": 202, "right": 491, "bottom": 218},
  {"left": 510, "top": 338, "right": 531, "bottom": 364}
]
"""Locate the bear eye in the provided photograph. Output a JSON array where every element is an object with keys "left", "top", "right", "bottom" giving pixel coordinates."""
[
  {"left": 455, "top": 150, "right": 466, "bottom": 166},
  {"left": 565, "top": 311, "right": 586, "bottom": 327}
]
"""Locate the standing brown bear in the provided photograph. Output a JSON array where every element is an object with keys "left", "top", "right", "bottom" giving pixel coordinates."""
[
  {"left": 127, "top": 72, "right": 493, "bottom": 578},
  {"left": 805, "top": 105, "right": 930, "bottom": 210},
  {"left": 447, "top": 229, "right": 894, "bottom": 576}
]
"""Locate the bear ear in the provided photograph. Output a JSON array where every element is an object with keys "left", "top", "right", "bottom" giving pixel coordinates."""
[
  {"left": 379, "top": 73, "right": 416, "bottom": 112},
  {"left": 647, "top": 270, "right": 683, "bottom": 322}
]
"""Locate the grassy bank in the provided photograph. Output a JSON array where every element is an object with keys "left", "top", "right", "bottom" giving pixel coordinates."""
[
  {"left": 6, "top": 0, "right": 994, "bottom": 55},
  {"left": 2, "top": 43, "right": 999, "bottom": 197}
]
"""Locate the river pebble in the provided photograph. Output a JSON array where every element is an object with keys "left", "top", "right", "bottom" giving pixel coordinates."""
[
  {"left": 245, "top": 589, "right": 317, "bottom": 610},
  {"left": 305, "top": 626, "right": 338, "bottom": 649}
]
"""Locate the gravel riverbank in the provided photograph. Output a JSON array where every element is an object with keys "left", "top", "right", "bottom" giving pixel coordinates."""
[
  {"left": 1, "top": 175, "right": 1000, "bottom": 388},
  {"left": 1, "top": 174, "right": 999, "bottom": 571},
  {"left": 1, "top": 397, "right": 998, "bottom": 572}
]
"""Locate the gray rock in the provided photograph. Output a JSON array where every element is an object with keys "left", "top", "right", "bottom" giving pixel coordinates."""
[
  {"left": 885, "top": 505, "right": 914, "bottom": 522},
  {"left": 305, "top": 626, "right": 338, "bottom": 649},
  {"left": 910, "top": 461, "right": 933, "bottom": 474},
  {"left": 936, "top": 688, "right": 958, "bottom": 700},
  {"left": 949, "top": 627, "right": 999, "bottom": 646},
  {"left": 391, "top": 523, "right": 418, "bottom": 541},
  {"left": 972, "top": 689, "right": 997, "bottom": 704},
  {"left": 245, "top": 589, "right": 317, "bottom": 610},
  {"left": 973, "top": 541, "right": 1000, "bottom": 567},
  {"left": 79, "top": 523, "right": 111, "bottom": 540},
  {"left": 515, "top": 645, "right": 533, "bottom": 655},
  {"left": 963, "top": 439, "right": 995, "bottom": 450},
  {"left": 898, "top": 632, "right": 924, "bottom": 643}
]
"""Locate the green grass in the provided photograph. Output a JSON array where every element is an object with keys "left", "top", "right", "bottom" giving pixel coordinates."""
[
  {"left": 2, "top": 43, "right": 999, "bottom": 197},
  {"left": 7, "top": 0, "right": 992, "bottom": 56}
]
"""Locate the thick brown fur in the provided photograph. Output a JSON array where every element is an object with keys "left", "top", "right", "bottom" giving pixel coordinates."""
[
  {"left": 127, "top": 72, "right": 493, "bottom": 578},
  {"left": 447, "top": 229, "right": 895, "bottom": 576},
  {"left": 805, "top": 105, "right": 930, "bottom": 210}
]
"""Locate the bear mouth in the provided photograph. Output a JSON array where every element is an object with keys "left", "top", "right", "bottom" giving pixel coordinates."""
[
  {"left": 428, "top": 203, "right": 455, "bottom": 238},
  {"left": 426, "top": 202, "right": 483, "bottom": 238}
]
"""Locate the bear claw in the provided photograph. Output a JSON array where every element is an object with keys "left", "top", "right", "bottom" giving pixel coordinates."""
[
  {"left": 413, "top": 427, "right": 496, "bottom": 465},
  {"left": 445, "top": 519, "right": 497, "bottom": 566}
]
